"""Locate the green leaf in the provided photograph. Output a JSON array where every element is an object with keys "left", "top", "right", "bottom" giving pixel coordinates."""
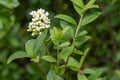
[
  {"left": 79, "top": 48, "right": 90, "bottom": 69},
  {"left": 31, "top": 55, "right": 40, "bottom": 63},
  {"left": 59, "top": 46, "right": 74, "bottom": 61},
  {"left": 50, "top": 29, "right": 55, "bottom": 37},
  {"left": 95, "top": 78, "right": 102, "bottom": 80},
  {"left": 33, "top": 31, "right": 47, "bottom": 54},
  {"left": 53, "top": 27, "right": 59, "bottom": 38},
  {"left": 25, "top": 39, "right": 35, "bottom": 57},
  {"left": 77, "top": 73, "right": 88, "bottom": 80},
  {"left": 50, "top": 27, "right": 60, "bottom": 39},
  {"left": 80, "top": 5, "right": 99, "bottom": 14},
  {"left": 115, "top": 69, "right": 120, "bottom": 77},
  {"left": 59, "top": 65, "right": 65, "bottom": 75},
  {"left": 75, "top": 35, "right": 91, "bottom": 46},
  {"left": 54, "top": 76, "right": 63, "bottom": 80},
  {"left": 86, "top": 5, "right": 99, "bottom": 9},
  {"left": 67, "top": 27, "right": 75, "bottom": 38},
  {"left": 60, "top": 21, "right": 75, "bottom": 38},
  {"left": 0, "top": 0, "right": 19, "bottom": 9},
  {"left": 47, "top": 69, "right": 56, "bottom": 80},
  {"left": 7, "top": 51, "right": 30, "bottom": 64},
  {"left": 55, "top": 14, "right": 77, "bottom": 25},
  {"left": 60, "top": 20, "right": 71, "bottom": 28},
  {"left": 67, "top": 57, "right": 80, "bottom": 71},
  {"left": 88, "top": 68, "right": 104, "bottom": 80},
  {"left": 50, "top": 36, "right": 59, "bottom": 46},
  {"left": 73, "top": 48, "right": 83, "bottom": 55},
  {"left": 73, "top": 4, "right": 82, "bottom": 16},
  {"left": 83, "top": 68, "right": 95, "bottom": 74},
  {"left": 81, "top": 12, "right": 101, "bottom": 26},
  {"left": 71, "top": 0, "right": 84, "bottom": 8},
  {"left": 57, "top": 42, "right": 70, "bottom": 48},
  {"left": 86, "top": 0, "right": 96, "bottom": 6},
  {"left": 47, "top": 69, "right": 63, "bottom": 80},
  {"left": 50, "top": 28, "right": 60, "bottom": 45},
  {"left": 42, "top": 55, "right": 56, "bottom": 62},
  {"left": 39, "top": 43, "right": 46, "bottom": 56},
  {"left": 77, "top": 30, "right": 88, "bottom": 37},
  {"left": 61, "top": 27, "right": 70, "bottom": 38}
]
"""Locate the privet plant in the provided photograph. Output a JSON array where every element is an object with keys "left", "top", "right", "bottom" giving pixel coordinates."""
[{"left": 7, "top": 0, "right": 103, "bottom": 80}]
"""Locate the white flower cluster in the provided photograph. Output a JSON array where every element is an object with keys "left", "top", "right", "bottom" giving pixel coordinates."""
[{"left": 27, "top": 8, "right": 51, "bottom": 36}]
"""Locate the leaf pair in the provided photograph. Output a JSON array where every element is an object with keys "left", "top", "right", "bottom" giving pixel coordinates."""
[
  {"left": 7, "top": 31, "right": 47, "bottom": 64},
  {"left": 25, "top": 31, "right": 47, "bottom": 57},
  {"left": 72, "top": 0, "right": 98, "bottom": 16},
  {"left": 55, "top": 11, "right": 101, "bottom": 29}
]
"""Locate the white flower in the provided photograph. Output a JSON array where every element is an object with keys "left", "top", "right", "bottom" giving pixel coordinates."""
[{"left": 27, "top": 8, "right": 51, "bottom": 36}]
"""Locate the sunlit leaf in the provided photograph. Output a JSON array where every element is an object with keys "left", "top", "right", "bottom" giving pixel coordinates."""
[
  {"left": 67, "top": 57, "right": 80, "bottom": 71},
  {"left": 59, "top": 46, "right": 74, "bottom": 61},
  {"left": 60, "top": 21, "right": 75, "bottom": 38},
  {"left": 55, "top": 14, "right": 77, "bottom": 25},
  {"left": 42, "top": 55, "right": 56, "bottom": 62},
  {"left": 71, "top": 0, "right": 84, "bottom": 8},
  {"left": 33, "top": 31, "right": 47, "bottom": 54},
  {"left": 81, "top": 12, "right": 101, "bottom": 26},
  {"left": 57, "top": 42, "right": 70, "bottom": 48},
  {"left": 25, "top": 39, "right": 35, "bottom": 57},
  {"left": 83, "top": 68, "right": 95, "bottom": 74},
  {"left": 77, "top": 73, "right": 88, "bottom": 80},
  {"left": 79, "top": 48, "right": 90, "bottom": 69},
  {"left": 88, "top": 68, "right": 104, "bottom": 80},
  {"left": 7, "top": 51, "right": 29, "bottom": 64}
]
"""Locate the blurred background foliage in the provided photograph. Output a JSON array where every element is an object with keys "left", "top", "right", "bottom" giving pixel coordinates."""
[{"left": 0, "top": 0, "right": 120, "bottom": 80}]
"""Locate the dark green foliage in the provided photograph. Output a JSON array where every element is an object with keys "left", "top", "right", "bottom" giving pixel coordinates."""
[{"left": 0, "top": 0, "right": 120, "bottom": 80}]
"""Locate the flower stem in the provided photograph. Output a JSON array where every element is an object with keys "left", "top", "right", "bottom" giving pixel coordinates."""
[
  {"left": 75, "top": 15, "right": 83, "bottom": 37},
  {"left": 72, "top": 15, "right": 83, "bottom": 45},
  {"left": 64, "top": 15, "right": 84, "bottom": 73}
]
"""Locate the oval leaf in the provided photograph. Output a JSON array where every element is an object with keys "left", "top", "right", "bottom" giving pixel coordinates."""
[
  {"left": 47, "top": 69, "right": 63, "bottom": 80},
  {"left": 86, "top": 0, "right": 96, "bottom": 6},
  {"left": 77, "top": 73, "right": 88, "bottom": 80},
  {"left": 60, "top": 21, "right": 75, "bottom": 38},
  {"left": 67, "top": 57, "right": 80, "bottom": 71},
  {"left": 61, "top": 27, "right": 70, "bottom": 38},
  {"left": 81, "top": 12, "right": 101, "bottom": 26},
  {"left": 42, "top": 55, "right": 56, "bottom": 62},
  {"left": 78, "top": 30, "right": 88, "bottom": 37},
  {"left": 73, "top": 48, "right": 83, "bottom": 55},
  {"left": 88, "top": 68, "right": 104, "bottom": 80},
  {"left": 79, "top": 48, "right": 90, "bottom": 69},
  {"left": 73, "top": 4, "right": 83, "bottom": 16},
  {"left": 83, "top": 68, "right": 95, "bottom": 74},
  {"left": 7, "top": 51, "right": 30, "bottom": 64},
  {"left": 71, "top": 0, "right": 84, "bottom": 8},
  {"left": 47, "top": 69, "right": 56, "bottom": 80},
  {"left": 59, "top": 46, "right": 74, "bottom": 61},
  {"left": 57, "top": 42, "right": 70, "bottom": 48},
  {"left": 55, "top": 14, "right": 77, "bottom": 25},
  {"left": 25, "top": 39, "right": 35, "bottom": 56},
  {"left": 75, "top": 35, "right": 91, "bottom": 46},
  {"left": 33, "top": 31, "right": 47, "bottom": 54}
]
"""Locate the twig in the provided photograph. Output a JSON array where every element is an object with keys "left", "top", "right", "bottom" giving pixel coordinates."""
[{"left": 64, "top": 15, "right": 83, "bottom": 72}]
